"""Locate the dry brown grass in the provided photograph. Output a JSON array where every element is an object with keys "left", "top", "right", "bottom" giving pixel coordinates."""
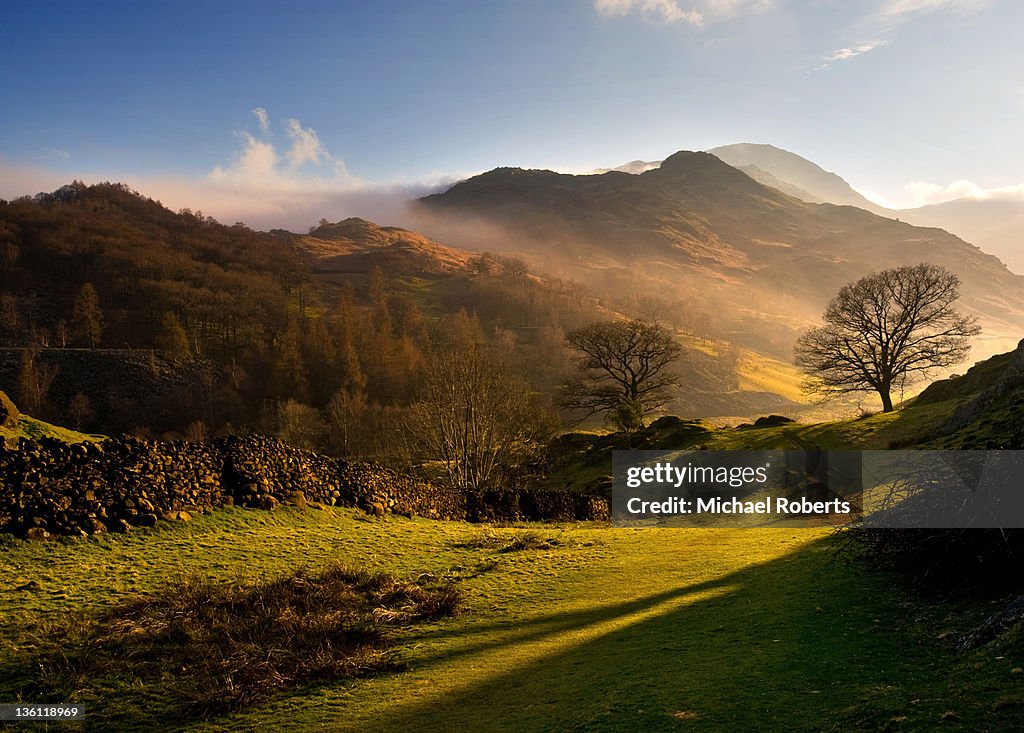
[{"left": 22, "top": 564, "right": 460, "bottom": 718}]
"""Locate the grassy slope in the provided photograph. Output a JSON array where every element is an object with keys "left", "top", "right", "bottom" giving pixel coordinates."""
[
  {"left": 1, "top": 415, "right": 101, "bottom": 445},
  {"left": 2, "top": 507, "right": 1022, "bottom": 732},
  {"left": 547, "top": 389, "right": 984, "bottom": 494}
]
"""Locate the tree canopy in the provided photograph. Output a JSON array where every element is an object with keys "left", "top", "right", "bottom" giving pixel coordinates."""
[
  {"left": 795, "top": 263, "right": 979, "bottom": 412},
  {"left": 563, "top": 318, "right": 682, "bottom": 431}
]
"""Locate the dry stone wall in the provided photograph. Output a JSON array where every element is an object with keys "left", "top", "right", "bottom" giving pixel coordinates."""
[{"left": 0, "top": 435, "right": 608, "bottom": 539}]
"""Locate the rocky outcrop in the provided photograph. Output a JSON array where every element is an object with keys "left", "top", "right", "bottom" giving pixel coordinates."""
[
  {"left": 939, "top": 340, "right": 1024, "bottom": 435},
  {"left": 0, "top": 435, "right": 609, "bottom": 539},
  {"left": 0, "top": 391, "right": 18, "bottom": 431}
]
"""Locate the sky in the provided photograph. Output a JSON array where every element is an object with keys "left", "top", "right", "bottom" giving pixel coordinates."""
[{"left": 1, "top": 0, "right": 1021, "bottom": 229}]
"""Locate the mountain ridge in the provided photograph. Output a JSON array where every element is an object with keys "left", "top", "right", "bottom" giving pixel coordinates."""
[{"left": 417, "top": 149, "right": 1024, "bottom": 361}]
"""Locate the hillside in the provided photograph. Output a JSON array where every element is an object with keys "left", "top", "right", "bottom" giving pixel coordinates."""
[
  {"left": 900, "top": 198, "right": 1024, "bottom": 276},
  {"left": 417, "top": 151, "right": 1024, "bottom": 361},
  {"left": 547, "top": 338, "right": 1024, "bottom": 498},
  {"left": 706, "top": 143, "right": 1024, "bottom": 279},
  {"left": 0, "top": 185, "right": 548, "bottom": 440},
  {"left": 284, "top": 217, "right": 476, "bottom": 277}
]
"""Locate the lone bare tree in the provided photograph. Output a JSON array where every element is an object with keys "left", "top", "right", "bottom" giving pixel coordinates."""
[
  {"left": 563, "top": 318, "right": 682, "bottom": 431},
  {"left": 409, "top": 342, "right": 556, "bottom": 491},
  {"left": 795, "top": 263, "right": 980, "bottom": 412}
]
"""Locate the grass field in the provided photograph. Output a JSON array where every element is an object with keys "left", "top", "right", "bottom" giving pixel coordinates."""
[{"left": 2, "top": 506, "right": 1022, "bottom": 732}]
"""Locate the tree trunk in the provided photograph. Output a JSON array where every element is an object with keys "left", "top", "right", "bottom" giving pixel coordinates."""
[{"left": 878, "top": 387, "right": 894, "bottom": 412}]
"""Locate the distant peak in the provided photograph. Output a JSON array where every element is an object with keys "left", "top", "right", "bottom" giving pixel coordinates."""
[
  {"left": 652, "top": 150, "right": 766, "bottom": 187},
  {"left": 658, "top": 150, "right": 719, "bottom": 169}
]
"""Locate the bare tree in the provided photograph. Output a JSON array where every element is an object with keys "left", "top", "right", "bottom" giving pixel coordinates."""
[
  {"left": 17, "top": 347, "right": 58, "bottom": 416},
  {"left": 409, "top": 343, "right": 556, "bottom": 491},
  {"left": 563, "top": 318, "right": 683, "bottom": 431},
  {"left": 326, "top": 388, "right": 369, "bottom": 459},
  {"left": 795, "top": 263, "right": 980, "bottom": 412}
]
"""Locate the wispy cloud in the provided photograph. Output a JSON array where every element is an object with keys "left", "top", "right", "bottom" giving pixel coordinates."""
[
  {"left": 815, "top": 38, "right": 891, "bottom": 70},
  {"left": 879, "top": 0, "right": 994, "bottom": 19},
  {"left": 43, "top": 147, "right": 71, "bottom": 160},
  {"left": 252, "top": 107, "right": 270, "bottom": 134},
  {"left": 824, "top": 39, "right": 890, "bottom": 63},
  {"left": 816, "top": 0, "right": 995, "bottom": 72},
  {"left": 593, "top": 0, "right": 774, "bottom": 27},
  {"left": 595, "top": 0, "right": 703, "bottom": 25}
]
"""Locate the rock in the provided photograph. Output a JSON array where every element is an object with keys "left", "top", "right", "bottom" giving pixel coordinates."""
[
  {"left": 25, "top": 527, "right": 49, "bottom": 541},
  {"left": 0, "top": 391, "right": 20, "bottom": 430},
  {"left": 753, "top": 415, "right": 795, "bottom": 427},
  {"left": 137, "top": 513, "right": 159, "bottom": 527},
  {"left": 83, "top": 517, "right": 107, "bottom": 534},
  {"left": 284, "top": 491, "right": 307, "bottom": 509},
  {"left": 257, "top": 494, "right": 280, "bottom": 511}
]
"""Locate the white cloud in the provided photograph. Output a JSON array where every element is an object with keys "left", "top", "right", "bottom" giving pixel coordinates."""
[
  {"left": 880, "top": 0, "right": 993, "bottom": 18},
  {"left": 210, "top": 111, "right": 345, "bottom": 188},
  {"left": 903, "top": 179, "right": 1024, "bottom": 206},
  {"left": 210, "top": 132, "right": 281, "bottom": 182},
  {"left": 283, "top": 118, "right": 334, "bottom": 170},
  {"left": 252, "top": 107, "right": 270, "bottom": 134},
  {"left": 595, "top": 0, "right": 703, "bottom": 25},
  {"left": 593, "top": 0, "right": 774, "bottom": 26}
]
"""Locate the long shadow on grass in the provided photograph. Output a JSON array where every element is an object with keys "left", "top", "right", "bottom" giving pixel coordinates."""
[{"left": 334, "top": 536, "right": 952, "bottom": 733}]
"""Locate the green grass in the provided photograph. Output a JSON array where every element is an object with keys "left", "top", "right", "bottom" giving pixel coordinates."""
[
  {"left": 2, "top": 506, "right": 1022, "bottom": 731},
  {"left": 703, "top": 398, "right": 965, "bottom": 450},
  {"left": 1, "top": 414, "right": 102, "bottom": 445},
  {"left": 545, "top": 397, "right": 964, "bottom": 495}
]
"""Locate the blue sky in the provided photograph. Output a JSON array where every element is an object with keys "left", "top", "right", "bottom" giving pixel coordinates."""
[{"left": 1, "top": 0, "right": 1021, "bottom": 228}]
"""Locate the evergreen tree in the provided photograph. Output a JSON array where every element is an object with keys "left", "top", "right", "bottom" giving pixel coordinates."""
[{"left": 71, "top": 282, "right": 104, "bottom": 348}]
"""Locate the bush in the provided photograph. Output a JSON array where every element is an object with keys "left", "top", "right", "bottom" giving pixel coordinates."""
[{"left": 835, "top": 528, "right": 1024, "bottom": 595}]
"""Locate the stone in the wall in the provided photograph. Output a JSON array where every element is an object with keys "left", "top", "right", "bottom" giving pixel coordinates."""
[{"left": 0, "top": 434, "right": 610, "bottom": 539}]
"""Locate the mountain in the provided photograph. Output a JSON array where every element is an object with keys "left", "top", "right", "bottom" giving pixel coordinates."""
[
  {"left": 706, "top": 143, "right": 888, "bottom": 215},
  {"left": 417, "top": 150, "right": 1024, "bottom": 361},
  {"left": 729, "top": 165, "right": 823, "bottom": 203},
  {"left": 899, "top": 198, "right": 1024, "bottom": 275},
  {"left": 706, "top": 144, "right": 1024, "bottom": 277}
]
